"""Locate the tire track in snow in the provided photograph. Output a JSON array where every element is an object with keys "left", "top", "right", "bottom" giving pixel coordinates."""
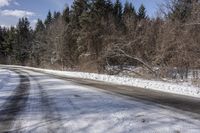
[
  {"left": 0, "top": 71, "right": 30, "bottom": 133},
  {"left": 0, "top": 69, "right": 11, "bottom": 90},
  {"left": 29, "top": 75, "right": 66, "bottom": 133}
]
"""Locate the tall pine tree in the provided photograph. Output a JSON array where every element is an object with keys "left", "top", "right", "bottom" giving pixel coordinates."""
[
  {"left": 35, "top": 19, "right": 45, "bottom": 33},
  {"left": 53, "top": 11, "right": 61, "bottom": 21},
  {"left": 169, "top": 0, "right": 193, "bottom": 22},
  {"left": 15, "top": 17, "right": 33, "bottom": 65},
  {"left": 137, "top": 4, "right": 147, "bottom": 20},
  {"left": 71, "top": 0, "right": 89, "bottom": 29},
  {"left": 62, "top": 5, "right": 70, "bottom": 24},
  {"left": 44, "top": 11, "right": 53, "bottom": 28},
  {"left": 113, "top": 0, "right": 123, "bottom": 23},
  {"left": 123, "top": 1, "right": 136, "bottom": 18}
]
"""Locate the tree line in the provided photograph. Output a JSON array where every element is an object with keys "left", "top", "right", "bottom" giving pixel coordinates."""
[{"left": 0, "top": 0, "right": 200, "bottom": 79}]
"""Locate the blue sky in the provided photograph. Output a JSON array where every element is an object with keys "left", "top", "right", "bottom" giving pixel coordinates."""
[{"left": 0, "top": 0, "right": 165, "bottom": 28}]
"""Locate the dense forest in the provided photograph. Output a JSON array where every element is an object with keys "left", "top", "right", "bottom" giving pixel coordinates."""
[{"left": 0, "top": 0, "right": 200, "bottom": 79}]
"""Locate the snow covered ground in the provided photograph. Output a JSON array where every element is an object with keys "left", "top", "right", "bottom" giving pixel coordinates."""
[
  {"left": 2, "top": 65, "right": 200, "bottom": 99},
  {"left": 0, "top": 69, "right": 10, "bottom": 88},
  {"left": 8, "top": 69, "right": 200, "bottom": 133},
  {"left": 0, "top": 69, "right": 20, "bottom": 107}
]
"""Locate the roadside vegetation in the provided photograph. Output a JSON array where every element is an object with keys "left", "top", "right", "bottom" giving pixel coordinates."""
[{"left": 0, "top": 0, "right": 199, "bottom": 81}]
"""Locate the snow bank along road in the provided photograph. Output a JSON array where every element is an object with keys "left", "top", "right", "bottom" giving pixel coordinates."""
[
  {"left": 0, "top": 67, "right": 200, "bottom": 132},
  {"left": 2, "top": 65, "right": 200, "bottom": 99}
]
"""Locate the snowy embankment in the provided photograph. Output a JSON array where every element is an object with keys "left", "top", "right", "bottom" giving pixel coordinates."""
[{"left": 2, "top": 65, "right": 200, "bottom": 98}]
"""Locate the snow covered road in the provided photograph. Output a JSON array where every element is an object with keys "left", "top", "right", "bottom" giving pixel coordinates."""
[
  {"left": 0, "top": 68, "right": 200, "bottom": 133},
  {"left": 0, "top": 69, "right": 20, "bottom": 108}
]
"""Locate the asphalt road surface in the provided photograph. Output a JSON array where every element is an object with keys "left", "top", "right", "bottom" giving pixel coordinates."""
[{"left": 0, "top": 67, "right": 200, "bottom": 133}]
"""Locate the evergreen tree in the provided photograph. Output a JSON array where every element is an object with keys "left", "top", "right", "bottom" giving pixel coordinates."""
[
  {"left": 113, "top": 0, "right": 123, "bottom": 23},
  {"left": 35, "top": 19, "right": 45, "bottom": 33},
  {"left": 0, "top": 26, "right": 3, "bottom": 47},
  {"left": 105, "top": 0, "right": 113, "bottom": 13},
  {"left": 123, "top": 1, "right": 136, "bottom": 18},
  {"left": 71, "top": 0, "right": 89, "bottom": 28},
  {"left": 93, "top": 0, "right": 114, "bottom": 19},
  {"left": 0, "top": 27, "right": 7, "bottom": 57},
  {"left": 1, "top": 27, "right": 15, "bottom": 57},
  {"left": 44, "top": 11, "right": 52, "bottom": 27},
  {"left": 62, "top": 5, "right": 70, "bottom": 23},
  {"left": 32, "top": 19, "right": 45, "bottom": 66},
  {"left": 137, "top": 4, "right": 147, "bottom": 20},
  {"left": 15, "top": 17, "right": 33, "bottom": 64},
  {"left": 53, "top": 11, "right": 61, "bottom": 20},
  {"left": 71, "top": 0, "right": 88, "bottom": 16},
  {"left": 169, "top": 0, "right": 193, "bottom": 22}
]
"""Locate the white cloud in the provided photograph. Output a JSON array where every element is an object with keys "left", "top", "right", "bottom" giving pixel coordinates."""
[
  {"left": 0, "top": 24, "right": 8, "bottom": 27},
  {"left": 1, "top": 9, "right": 35, "bottom": 18},
  {"left": 32, "top": 19, "right": 37, "bottom": 24},
  {"left": 30, "top": 19, "right": 37, "bottom": 28},
  {"left": 0, "top": 0, "right": 11, "bottom": 7}
]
